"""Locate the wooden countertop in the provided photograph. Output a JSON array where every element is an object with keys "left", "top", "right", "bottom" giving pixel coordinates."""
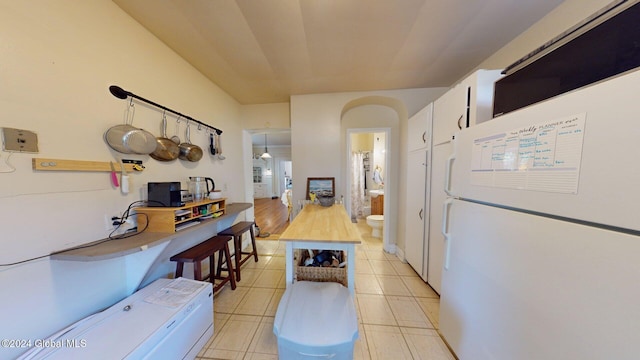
[
  {"left": 280, "top": 204, "right": 361, "bottom": 244},
  {"left": 50, "top": 203, "right": 253, "bottom": 261}
]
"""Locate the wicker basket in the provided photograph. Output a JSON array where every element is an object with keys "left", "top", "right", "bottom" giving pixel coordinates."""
[
  {"left": 296, "top": 265, "right": 347, "bottom": 287},
  {"left": 295, "top": 249, "right": 347, "bottom": 286}
]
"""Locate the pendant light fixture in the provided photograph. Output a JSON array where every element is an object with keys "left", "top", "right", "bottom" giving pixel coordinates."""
[{"left": 261, "top": 133, "right": 272, "bottom": 158}]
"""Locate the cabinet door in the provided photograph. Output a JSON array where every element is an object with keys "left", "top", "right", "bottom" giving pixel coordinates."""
[
  {"left": 407, "top": 103, "right": 433, "bottom": 152},
  {"left": 463, "top": 69, "right": 503, "bottom": 126},
  {"left": 404, "top": 149, "right": 429, "bottom": 279},
  {"left": 432, "top": 70, "right": 503, "bottom": 145},
  {"left": 426, "top": 142, "right": 452, "bottom": 294},
  {"left": 432, "top": 84, "right": 466, "bottom": 145}
]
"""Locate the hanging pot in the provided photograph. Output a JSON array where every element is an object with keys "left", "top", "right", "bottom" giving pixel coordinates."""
[
  {"left": 179, "top": 122, "right": 203, "bottom": 162},
  {"left": 104, "top": 104, "right": 157, "bottom": 154},
  {"left": 150, "top": 112, "right": 180, "bottom": 161}
]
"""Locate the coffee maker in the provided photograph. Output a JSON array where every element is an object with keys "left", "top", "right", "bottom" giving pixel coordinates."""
[{"left": 147, "top": 182, "right": 184, "bottom": 207}]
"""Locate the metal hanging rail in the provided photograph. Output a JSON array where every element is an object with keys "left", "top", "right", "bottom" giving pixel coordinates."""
[{"left": 108, "top": 85, "right": 223, "bottom": 135}]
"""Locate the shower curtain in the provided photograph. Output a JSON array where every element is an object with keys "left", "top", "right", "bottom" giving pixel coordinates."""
[{"left": 351, "top": 152, "right": 366, "bottom": 219}]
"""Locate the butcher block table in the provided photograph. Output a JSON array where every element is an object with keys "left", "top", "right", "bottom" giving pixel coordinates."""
[{"left": 279, "top": 203, "right": 362, "bottom": 294}]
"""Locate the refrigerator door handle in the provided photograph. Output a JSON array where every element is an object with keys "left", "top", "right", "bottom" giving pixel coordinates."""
[
  {"left": 444, "top": 152, "right": 456, "bottom": 196},
  {"left": 442, "top": 198, "right": 453, "bottom": 270},
  {"left": 419, "top": 208, "right": 423, "bottom": 220}
]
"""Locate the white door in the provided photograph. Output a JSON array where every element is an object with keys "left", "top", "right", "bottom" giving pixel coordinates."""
[
  {"left": 404, "top": 149, "right": 428, "bottom": 278},
  {"left": 425, "top": 142, "right": 451, "bottom": 293}
]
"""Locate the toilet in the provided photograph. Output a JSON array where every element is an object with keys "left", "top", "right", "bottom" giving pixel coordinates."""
[{"left": 366, "top": 215, "right": 384, "bottom": 238}]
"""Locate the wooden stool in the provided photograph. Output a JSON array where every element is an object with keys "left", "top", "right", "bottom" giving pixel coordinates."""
[
  {"left": 170, "top": 235, "right": 236, "bottom": 292},
  {"left": 218, "top": 221, "right": 258, "bottom": 281}
]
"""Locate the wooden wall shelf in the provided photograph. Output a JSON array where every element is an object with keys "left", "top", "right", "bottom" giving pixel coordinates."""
[
  {"left": 32, "top": 158, "right": 139, "bottom": 172},
  {"left": 135, "top": 199, "right": 226, "bottom": 233}
]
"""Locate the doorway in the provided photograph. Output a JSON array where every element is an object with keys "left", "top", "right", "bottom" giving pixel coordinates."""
[
  {"left": 346, "top": 128, "right": 390, "bottom": 245},
  {"left": 248, "top": 130, "right": 292, "bottom": 237}
]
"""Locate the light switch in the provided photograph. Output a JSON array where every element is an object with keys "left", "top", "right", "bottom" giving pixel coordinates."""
[{"left": 2, "top": 127, "right": 39, "bottom": 153}]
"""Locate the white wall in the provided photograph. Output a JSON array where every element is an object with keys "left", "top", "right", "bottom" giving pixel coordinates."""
[
  {"left": 476, "top": 0, "right": 613, "bottom": 72},
  {"left": 240, "top": 102, "right": 291, "bottom": 129},
  {"left": 0, "top": 1, "right": 246, "bottom": 358},
  {"left": 290, "top": 88, "right": 447, "bottom": 252}
]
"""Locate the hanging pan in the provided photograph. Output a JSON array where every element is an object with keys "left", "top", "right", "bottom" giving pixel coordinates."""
[
  {"left": 150, "top": 112, "right": 180, "bottom": 161},
  {"left": 104, "top": 101, "right": 157, "bottom": 154},
  {"left": 179, "top": 122, "right": 203, "bottom": 162}
]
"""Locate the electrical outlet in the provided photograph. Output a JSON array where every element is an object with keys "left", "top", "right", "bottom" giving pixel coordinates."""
[
  {"left": 1, "top": 127, "right": 39, "bottom": 153},
  {"left": 104, "top": 213, "right": 123, "bottom": 230}
]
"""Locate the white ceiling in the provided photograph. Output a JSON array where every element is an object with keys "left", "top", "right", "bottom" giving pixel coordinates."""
[{"left": 112, "top": 0, "right": 565, "bottom": 105}]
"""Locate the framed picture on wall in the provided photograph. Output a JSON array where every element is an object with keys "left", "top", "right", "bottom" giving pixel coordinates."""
[{"left": 306, "top": 177, "right": 335, "bottom": 199}]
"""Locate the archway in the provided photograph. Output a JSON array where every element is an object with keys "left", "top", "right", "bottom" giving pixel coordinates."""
[{"left": 340, "top": 96, "right": 408, "bottom": 253}]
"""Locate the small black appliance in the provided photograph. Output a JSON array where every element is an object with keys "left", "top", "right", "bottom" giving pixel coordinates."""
[{"left": 147, "top": 182, "right": 184, "bottom": 207}]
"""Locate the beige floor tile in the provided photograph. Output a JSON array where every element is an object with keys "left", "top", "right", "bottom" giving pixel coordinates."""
[
  {"left": 234, "top": 287, "right": 275, "bottom": 316},
  {"left": 244, "top": 353, "right": 279, "bottom": 360},
  {"left": 353, "top": 323, "right": 371, "bottom": 360},
  {"left": 401, "top": 276, "right": 439, "bottom": 298},
  {"left": 265, "top": 256, "right": 285, "bottom": 270},
  {"left": 235, "top": 268, "right": 260, "bottom": 287},
  {"left": 255, "top": 242, "right": 279, "bottom": 256},
  {"left": 383, "top": 251, "right": 401, "bottom": 261},
  {"left": 369, "top": 260, "right": 398, "bottom": 275},
  {"left": 273, "top": 245, "right": 286, "bottom": 256},
  {"left": 247, "top": 317, "right": 278, "bottom": 355},
  {"left": 390, "top": 261, "right": 420, "bottom": 277},
  {"left": 355, "top": 258, "right": 375, "bottom": 274},
  {"left": 214, "top": 286, "right": 249, "bottom": 314},
  {"left": 355, "top": 248, "right": 368, "bottom": 259},
  {"left": 200, "top": 348, "right": 245, "bottom": 359},
  {"left": 375, "top": 275, "right": 411, "bottom": 296},
  {"left": 253, "top": 269, "right": 284, "bottom": 288},
  {"left": 210, "top": 314, "right": 261, "bottom": 353},
  {"left": 213, "top": 313, "right": 231, "bottom": 337},
  {"left": 355, "top": 274, "right": 384, "bottom": 295},
  {"left": 364, "top": 249, "right": 387, "bottom": 260},
  {"left": 364, "top": 324, "right": 413, "bottom": 360},
  {"left": 401, "top": 327, "right": 455, "bottom": 360},
  {"left": 357, "top": 294, "right": 396, "bottom": 326},
  {"left": 244, "top": 255, "right": 270, "bottom": 269},
  {"left": 265, "top": 289, "right": 285, "bottom": 316},
  {"left": 416, "top": 297, "right": 441, "bottom": 329},
  {"left": 387, "top": 296, "right": 433, "bottom": 328}
]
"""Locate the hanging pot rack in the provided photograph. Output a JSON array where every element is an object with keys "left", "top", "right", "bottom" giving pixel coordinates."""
[{"left": 109, "top": 85, "right": 223, "bottom": 135}]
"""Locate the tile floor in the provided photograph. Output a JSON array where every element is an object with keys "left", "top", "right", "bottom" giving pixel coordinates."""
[{"left": 196, "top": 220, "right": 456, "bottom": 359}]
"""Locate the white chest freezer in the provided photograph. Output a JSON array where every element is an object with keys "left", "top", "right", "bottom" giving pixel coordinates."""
[
  {"left": 18, "top": 278, "right": 213, "bottom": 360},
  {"left": 273, "top": 281, "right": 358, "bottom": 360}
]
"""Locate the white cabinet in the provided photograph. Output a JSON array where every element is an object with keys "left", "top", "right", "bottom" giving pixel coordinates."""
[
  {"left": 254, "top": 183, "right": 267, "bottom": 198},
  {"left": 432, "top": 69, "right": 502, "bottom": 145},
  {"left": 425, "top": 69, "right": 501, "bottom": 293},
  {"left": 404, "top": 149, "right": 430, "bottom": 280},
  {"left": 407, "top": 103, "right": 433, "bottom": 152}
]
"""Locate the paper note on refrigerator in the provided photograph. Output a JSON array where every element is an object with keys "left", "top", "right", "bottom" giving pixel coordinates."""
[{"left": 470, "top": 113, "right": 586, "bottom": 193}]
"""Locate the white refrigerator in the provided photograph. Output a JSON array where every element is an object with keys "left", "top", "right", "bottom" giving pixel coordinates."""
[{"left": 439, "top": 68, "right": 640, "bottom": 360}]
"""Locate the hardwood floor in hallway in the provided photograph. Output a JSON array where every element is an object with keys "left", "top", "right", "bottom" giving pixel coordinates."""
[{"left": 253, "top": 197, "right": 289, "bottom": 237}]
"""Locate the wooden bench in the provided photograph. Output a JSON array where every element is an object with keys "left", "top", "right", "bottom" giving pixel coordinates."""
[
  {"left": 170, "top": 235, "right": 236, "bottom": 292},
  {"left": 218, "top": 221, "right": 258, "bottom": 281}
]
